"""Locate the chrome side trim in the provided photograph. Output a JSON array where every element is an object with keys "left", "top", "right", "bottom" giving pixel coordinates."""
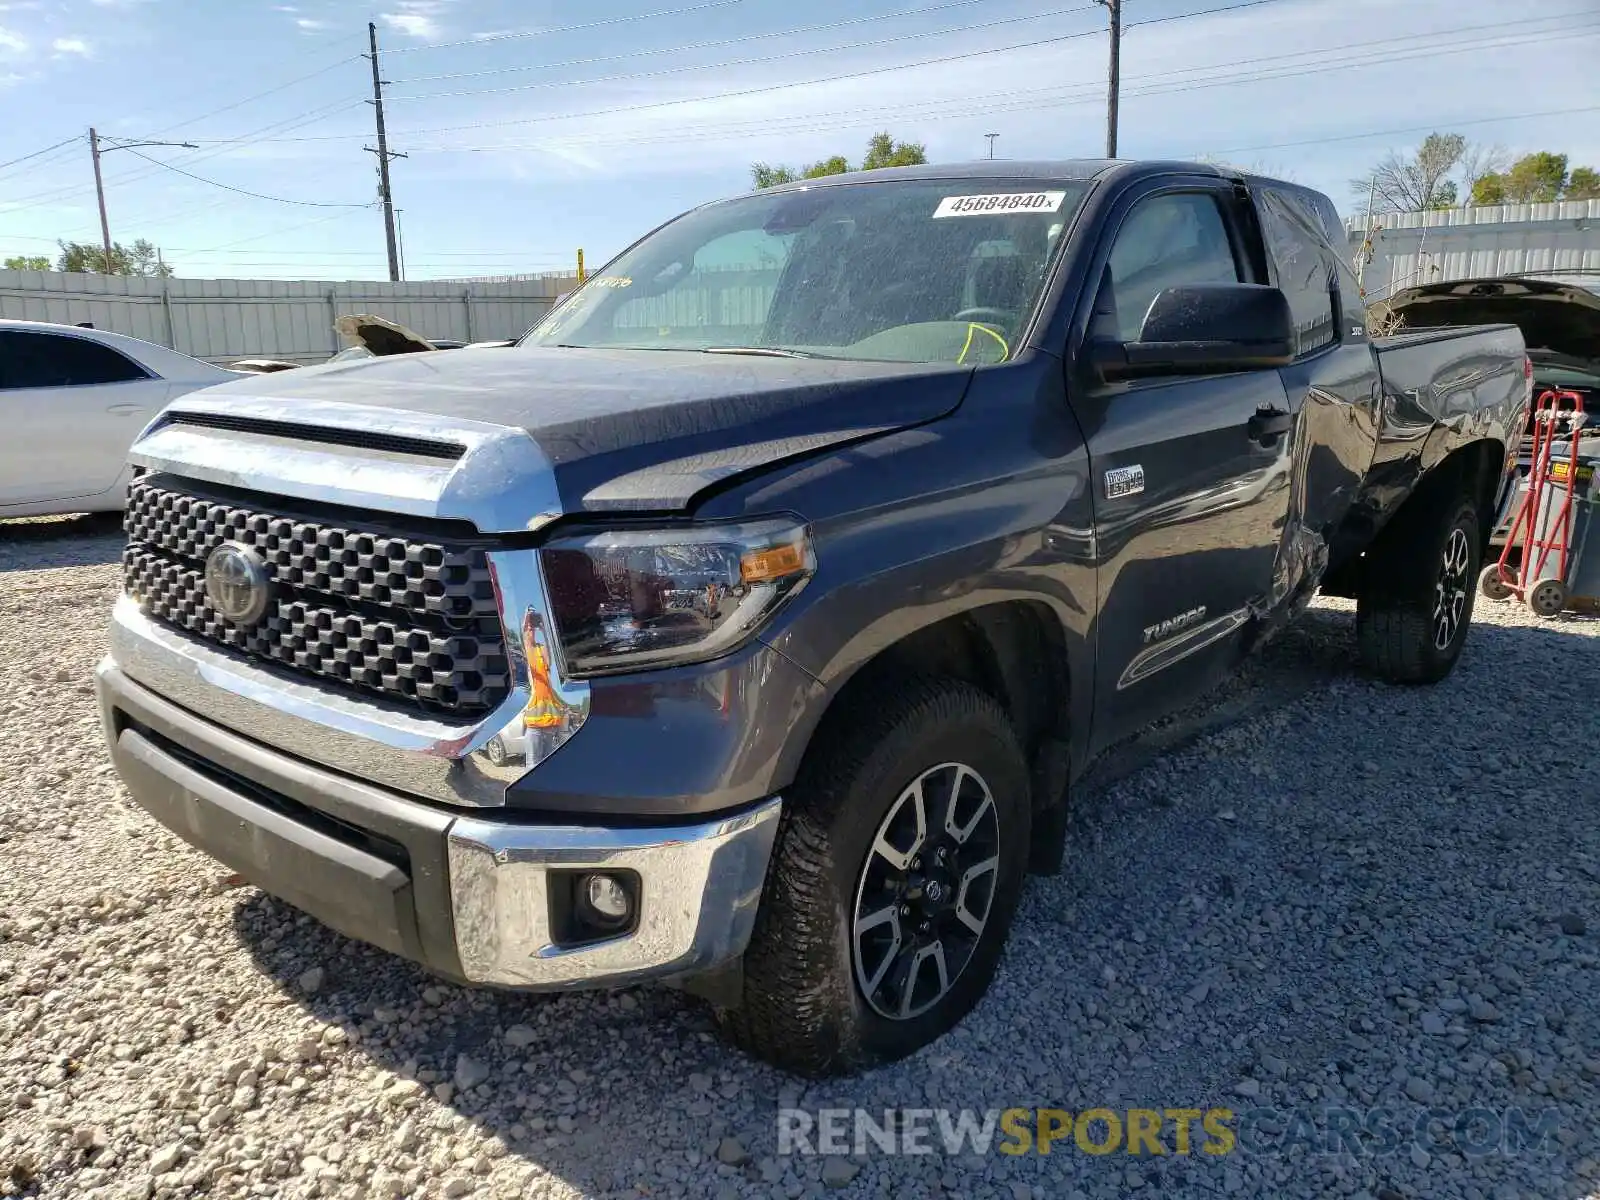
[
  {"left": 1116, "top": 607, "right": 1250, "bottom": 690},
  {"left": 131, "top": 395, "right": 564, "bottom": 534},
  {"left": 108, "top": 548, "right": 589, "bottom": 808},
  {"left": 447, "top": 797, "right": 783, "bottom": 988}
]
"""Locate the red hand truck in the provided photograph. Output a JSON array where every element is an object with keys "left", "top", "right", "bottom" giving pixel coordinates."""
[{"left": 1478, "top": 389, "right": 1587, "bottom": 617}]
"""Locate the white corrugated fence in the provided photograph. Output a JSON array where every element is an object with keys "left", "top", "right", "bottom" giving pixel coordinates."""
[
  {"left": 0, "top": 269, "right": 581, "bottom": 366},
  {"left": 1346, "top": 199, "right": 1600, "bottom": 301}
]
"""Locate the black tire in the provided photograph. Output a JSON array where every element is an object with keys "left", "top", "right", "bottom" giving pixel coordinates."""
[
  {"left": 1356, "top": 494, "right": 1480, "bottom": 684},
  {"left": 718, "top": 677, "right": 1031, "bottom": 1077}
]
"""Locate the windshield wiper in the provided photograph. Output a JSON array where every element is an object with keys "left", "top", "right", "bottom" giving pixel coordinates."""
[{"left": 700, "top": 346, "right": 830, "bottom": 359}]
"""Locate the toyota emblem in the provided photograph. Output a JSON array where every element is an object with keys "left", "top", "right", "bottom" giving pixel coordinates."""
[{"left": 204, "top": 542, "right": 271, "bottom": 626}]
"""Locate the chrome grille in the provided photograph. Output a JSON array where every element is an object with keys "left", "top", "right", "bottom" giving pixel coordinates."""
[{"left": 122, "top": 478, "right": 510, "bottom": 716}]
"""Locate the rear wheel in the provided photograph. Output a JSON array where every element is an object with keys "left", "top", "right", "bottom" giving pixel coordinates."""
[
  {"left": 1356, "top": 494, "right": 1480, "bottom": 684},
  {"left": 718, "top": 677, "right": 1030, "bottom": 1077}
]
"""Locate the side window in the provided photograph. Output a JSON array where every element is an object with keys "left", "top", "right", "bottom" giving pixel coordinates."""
[
  {"left": 1256, "top": 188, "right": 1338, "bottom": 356},
  {"left": 0, "top": 330, "right": 146, "bottom": 389},
  {"left": 1100, "top": 193, "right": 1241, "bottom": 342},
  {"left": 609, "top": 227, "right": 793, "bottom": 343}
]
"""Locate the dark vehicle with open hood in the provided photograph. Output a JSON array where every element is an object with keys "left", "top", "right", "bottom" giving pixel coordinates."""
[
  {"left": 1380, "top": 275, "right": 1599, "bottom": 553},
  {"left": 96, "top": 160, "right": 1529, "bottom": 1076}
]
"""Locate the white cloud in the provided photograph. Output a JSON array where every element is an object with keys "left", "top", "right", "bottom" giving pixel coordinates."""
[
  {"left": 0, "top": 26, "right": 25, "bottom": 54},
  {"left": 0, "top": 69, "right": 24, "bottom": 85},
  {"left": 52, "top": 36, "right": 91, "bottom": 56},
  {"left": 273, "top": 3, "right": 299, "bottom": 9},
  {"left": 295, "top": 17, "right": 328, "bottom": 30},
  {"left": 380, "top": 11, "right": 439, "bottom": 39}
]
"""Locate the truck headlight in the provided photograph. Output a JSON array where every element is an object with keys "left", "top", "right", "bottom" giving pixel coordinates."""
[{"left": 540, "top": 518, "right": 815, "bottom": 677}]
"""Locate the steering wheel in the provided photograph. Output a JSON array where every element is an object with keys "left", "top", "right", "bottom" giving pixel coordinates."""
[{"left": 951, "top": 307, "right": 1012, "bottom": 325}]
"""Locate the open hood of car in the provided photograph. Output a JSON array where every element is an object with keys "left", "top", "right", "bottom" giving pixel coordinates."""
[{"left": 1384, "top": 277, "right": 1600, "bottom": 371}]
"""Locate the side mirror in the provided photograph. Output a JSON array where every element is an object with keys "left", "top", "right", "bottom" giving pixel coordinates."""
[{"left": 1092, "top": 283, "right": 1296, "bottom": 382}]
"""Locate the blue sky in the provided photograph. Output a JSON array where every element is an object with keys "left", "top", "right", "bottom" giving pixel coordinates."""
[{"left": 1, "top": 0, "right": 1598, "bottom": 281}]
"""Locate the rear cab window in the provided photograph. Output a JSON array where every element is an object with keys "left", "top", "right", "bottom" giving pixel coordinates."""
[
  {"left": 1254, "top": 187, "right": 1342, "bottom": 356},
  {"left": 526, "top": 178, "right": 1091, "bottom": 365},
  {"left": 0, "top": 330, "right": 149, "bottom": 390}
]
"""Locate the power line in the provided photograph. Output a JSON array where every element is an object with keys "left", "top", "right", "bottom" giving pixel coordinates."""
[
  {"left": 384, "top": 0, "right": 749, "bottom": 53},
  {"left": 387, "top": 3, "right": 1101, "bottom": 101},
  {"left": 197, "top": 27, "right": 1123, "bottom": 142},
  {"left": 395, "top": 15, "right": 1600, "bottom": 153},
  {"left": 1195, "top": 103, "right": 1600, "bottom": 160},
  {"left": 1125, "top": 0, "right": 1289, "bottom": 31},
  {"left": 115, "top": 148, "right": 375, "bottom": 207},
  {"left": 0, "top": 135, "right": 84, "bottom": 174},
  {"left": 143, "top": 50, "right": 366, "bottom": 138},
  {"left": 389, "top": 0, "right": 1013, "bottom": 85},
  {"left": 0, "top": 99, "right": 367, "bottom": 211},
  {"left": 176, "top": 0, "right": 1498, "bottom": 145}
]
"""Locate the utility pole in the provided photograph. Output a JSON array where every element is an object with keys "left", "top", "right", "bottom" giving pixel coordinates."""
[
  {"left": 1097, "top": 0, "right": 1121, "bottom": 158},
  {"left": 365, "top": 21, "right": 403, "bottom": 283},
  {"left": 985, "top": 133, "right": 999, "bottom": 160},
  {"left": 89, "top": 129, "right": 198, "bottom": 274},
  {"left": 90, "top": 128, "right": 112, "bottom": 273}
]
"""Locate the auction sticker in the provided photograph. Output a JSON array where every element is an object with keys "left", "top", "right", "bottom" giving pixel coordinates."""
[{"left": 933, "top": 191, "right": 1066, "bottom": 218}]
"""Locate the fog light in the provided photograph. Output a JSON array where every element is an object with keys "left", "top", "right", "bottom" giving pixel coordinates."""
[{"left": 581, "top": 873, "right": 631, "bottom": 924}]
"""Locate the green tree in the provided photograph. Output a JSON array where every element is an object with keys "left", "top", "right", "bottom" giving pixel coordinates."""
[
  {"left": 3, "top": 254, "right": 51, "bottom": 270},
  {"left": 56, "top": 238, "right": 174, "bottom": 276},
  {"left": 1566, "top": 166, "right": 1600, "bottom": 200},
  {"left": 1427, "top": 181, "right": 1458, "bottom": 209},
  {"left": 802, "top": 155, "right": 851, "bottom": 180},
  {"left": 1501, "top": 152, "right": 1568, "bottom": 203},
  {"left": 1471, "top": 172, "right": 1507, "bottom": 206},
  {"left": 751, "top": 131, "right": 929, "bottom": 189},
  {"left": 750, "top": 163, "right": 798, "bottom": 189},
  {"left": 860, "top": 132, "right": 928, "bottom": 171}
]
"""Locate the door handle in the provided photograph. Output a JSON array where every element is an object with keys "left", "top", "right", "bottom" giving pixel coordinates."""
[
  {"left": 106, "top": 404, "right": 146, "bottom": 415},
  {"left": 1247, "top": 408, "right": 1293, "bottom": 444}
]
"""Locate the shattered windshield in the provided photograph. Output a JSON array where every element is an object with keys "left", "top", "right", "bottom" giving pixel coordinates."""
[{"left": 523, "top": 178, "right": 1089, "bottom": 365}]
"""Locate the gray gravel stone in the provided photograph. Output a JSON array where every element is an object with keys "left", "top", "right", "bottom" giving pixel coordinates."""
[{"left": 4, "top": 530, "right": 1598, "bottom": 1200}]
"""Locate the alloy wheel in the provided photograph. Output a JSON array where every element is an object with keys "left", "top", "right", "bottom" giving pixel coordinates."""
[
  {"left": 851, "top": 762, "right": 1002, "bottom": 1021},
  {"left": 1433, "top": 526, "right": 1471, "bottom": 650}
]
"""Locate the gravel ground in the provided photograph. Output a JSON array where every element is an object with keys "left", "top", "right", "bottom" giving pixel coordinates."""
[{"left": 2, "top": 516, "right": 1598, "bottom": 1200}]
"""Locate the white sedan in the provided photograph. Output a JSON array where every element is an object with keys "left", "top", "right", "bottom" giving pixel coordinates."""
[{"left": 1, "top": 319, "right": 242, "bottom": 518}]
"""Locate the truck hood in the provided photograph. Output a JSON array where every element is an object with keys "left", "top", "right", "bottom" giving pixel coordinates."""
[
  {"left": 139, "top": 345, "right": 974, "bottom": 531},
  {"left": 1385, "top": 277, "right": 1600, "bottom": 371}
]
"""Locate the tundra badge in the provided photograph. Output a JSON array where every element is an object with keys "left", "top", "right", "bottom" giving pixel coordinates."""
[
  {"left": 1104, "top": 464, "right": 1145, "bottom": 499},
  {"left": 1144, "top": 606, "right": 1207, "bottom": 644}
]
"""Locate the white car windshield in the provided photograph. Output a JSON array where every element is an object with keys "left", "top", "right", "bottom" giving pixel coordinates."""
[{"left": 523, "top": 178, "right": 1090, "bottom": 365}]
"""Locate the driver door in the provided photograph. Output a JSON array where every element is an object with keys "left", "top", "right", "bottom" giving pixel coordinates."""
[{"left": 1074, "top": 182, "right": 1299, "bottom": 751}]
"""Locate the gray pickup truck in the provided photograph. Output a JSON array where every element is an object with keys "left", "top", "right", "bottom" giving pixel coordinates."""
[{"left": 96, "top": 160, "right": 1528, "bottom": 1077}]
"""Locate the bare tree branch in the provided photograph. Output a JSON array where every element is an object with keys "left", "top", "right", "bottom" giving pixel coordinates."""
[{"left": 1350, "top": 133, "right": 1466, "bottom": 214}]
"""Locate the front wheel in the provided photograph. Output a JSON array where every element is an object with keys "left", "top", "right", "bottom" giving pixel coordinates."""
[
  {"left": 719, "top": 678, "right": 1031, "bottom": 1077},
  {"left": 1356, "top": 495, "right": 1481, "bottom": 684}
]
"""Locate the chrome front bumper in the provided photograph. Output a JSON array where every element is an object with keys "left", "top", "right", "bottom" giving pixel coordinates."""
[
  {"left": 97, "top": 660, "right": 781, "bottom": 990},
  {"left": 447, "top": 803, "right": 781, "bottom": 988}
]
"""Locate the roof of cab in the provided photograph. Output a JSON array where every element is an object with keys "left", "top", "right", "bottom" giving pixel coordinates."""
[{"left": 754, "top": 159, "right": 1236, "bottom": 194}]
